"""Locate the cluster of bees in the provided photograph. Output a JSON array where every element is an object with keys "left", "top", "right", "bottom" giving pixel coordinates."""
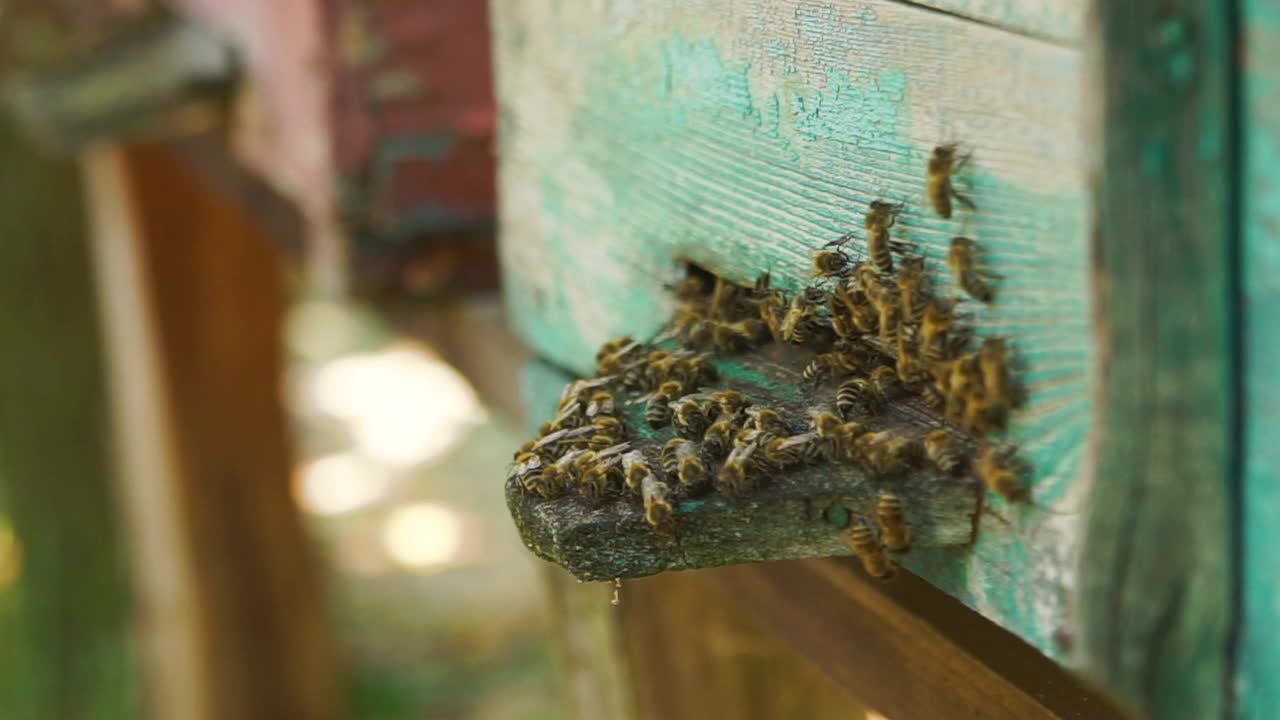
[{"left": 509, "top": 144, "right": 1030, "bottom": 581}]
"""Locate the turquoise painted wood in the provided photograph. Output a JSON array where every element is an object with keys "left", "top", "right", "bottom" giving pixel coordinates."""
[
  {"left": 1239, "top": 3, "right": 1280, "bottom": 718},
  {"left": 494, "top": 0, "right": 1091, "bottom": 661}
]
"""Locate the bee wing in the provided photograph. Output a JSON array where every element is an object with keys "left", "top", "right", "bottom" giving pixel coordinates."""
[
  {"left": 593, "top": 442, "right": 633, "bottom": 462},
  {"left": 775, "top": 431, "right": 820, "bottom": 450},
  {"left": 531, "top": 425, "right": 594, "bottom": 450}
]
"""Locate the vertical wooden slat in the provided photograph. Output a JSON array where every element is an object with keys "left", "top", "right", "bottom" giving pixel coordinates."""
[
  {"left": 1082, "top": 2, "right": 1237, "bottom": 718},
  {"left": 0, "top": 109, "right": 136, "bottom": 720},
  {"left": 86, "top": 143, "right": 339, "bottom": 720},
  {"left": 1237, "top": 3, "right": 1280, "bottom": 718}
]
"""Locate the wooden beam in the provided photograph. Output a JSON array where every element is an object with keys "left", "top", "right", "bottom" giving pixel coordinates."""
[
  {"left": 86, "top": 143, "right": 339, "bottom": 720},
  {"left": 0, "top": 99, "right": 135, "bottom": 720},
  {"left": 1080, "top": 2, "right": 1236, "bottom": 718}
]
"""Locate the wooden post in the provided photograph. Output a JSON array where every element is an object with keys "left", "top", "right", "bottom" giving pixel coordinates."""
[{"left": 86, "top": 143, "right": 340, "bottom": 720}]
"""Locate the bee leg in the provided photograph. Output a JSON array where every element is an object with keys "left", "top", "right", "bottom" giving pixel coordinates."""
[
  {"left": 824, "top": 232, "right": 856, "bottom": 249},
  {"left": 952, "top": 188, "right": 977, "bottom": 211}
]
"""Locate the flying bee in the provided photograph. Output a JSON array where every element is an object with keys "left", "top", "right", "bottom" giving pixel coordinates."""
[
  {"left": 876, "top": 491, "right": 911, "bottom": 552},
  {"left": 585, "top": 390, "right": 616, "bottom": 418},
  {"left": 671, "top": 396, "right": 711, "bottom": 439},
  {"left": 923, "top": 429, "right": 963, "bottom": 474},
  {"left": 644, "top": 380, "right": 686, "bottom": 429},
  {"left": 865, "top": 200, "right": 907, "bottom": 274},
  {"left": 895, "top": 333, "right": 928, "bottom": 385},
  {"left": 812, "top": 247, "right": 854, "bottom": 279},
  {"left": 976, "top": 443, "right": 1029, "bottom": 502},
  {"left": 764, "top": 431, "right": 825, "bottom": 468},
  {"left": 744, "top": 406, "right": 791, "bottom": 438},
  {"left": 945, "top": 354, "right": 982, "bottom": 423},
  {"left": 926, "top": 143, "right": 975, "bottom": 219},
  {"left": 847, "top": 519, "right": 895, "bottom": 580},
  {"left": 717, "top": 441, "right": 763, "bottom": 497},
  {"left": 948, "top": 236, "right": 994, "bottom": 303},
  {"left": 896, "top": 256, "right": 927, "bottom": 326},
  {"left": 703, "top": 416, "right": 739, "bottom": 458},
  {"left": 756, "top": 291, "right": 788, "bottom": 342},
  {"left": 962, "top": 388, "right": 993, "bottom": 434},
  {"left": 979, "top": 337, "right": 1015, "bottom": 411},
  {"left": 836, "top": 377, "right": 885, "bottom": 419},
  {"left": 878, "top": 298, "right": 901, "bottom": 344},
  {"left": 662, "top": 437, "right": 710, "bottom": 489},
  {"left": 781, "top": 287, "right": 828, "bottom": 344}
]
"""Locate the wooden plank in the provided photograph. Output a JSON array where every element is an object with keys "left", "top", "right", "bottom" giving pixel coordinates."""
[
  {"left": 494, "top": 0, "right": 1090, "bottom": 658},
  {"left": 1078, "top": 2, "right": 1236, "bottom": 719},
  {"left": 0, "top": 108, "right": 135, "bottom": 720},
  {"left": 705, "top": 558, "right": 1129, "bottom": 720},
  {"left": 619, "top": 570, "right": 867, "bottom": 720},
  {"left": 1237, "top": 3, "right": 1279, "bottom": 719},
  {"left": 900, "top": 0, "right": 1083, "bottom": 44},
  {"left": 508, "top": 343, "right": 979, "bottom": 580},
  {"left": 86, "top": 144, "right": 339, "bottom": 720}
]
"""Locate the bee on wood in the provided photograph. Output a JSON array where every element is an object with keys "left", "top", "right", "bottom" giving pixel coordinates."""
[
  {"left": 509, "top": 451, "right": 544, "bottom": 493},
  {"left": 802, "top": 348, "right": 871, "bottom": 386},
  {"left": 919, "top": 381, "right": 946, "bottom": 410},
  {"left": 926, "top": 144, "right": 976, "bottom": 219},
  {"left": 644, "top": 380, "right": 685, "bottom": 429},
  {"left": 865, "top": 200, "right": 906, "bottom": 274},
  {"left": 920, "top": 299, "right": 959, "bottom": 364},
  {"left": 717, "top": 441, "right": 763, "bottom": 497},
  {"left": 661, "top": 437, "right": 709, "bottom": 489},
  {"left": 585, "top": 390, "right": 616, "bottom": 418},
  {"left": 962, "top": 388, "right": 993, "bottom": 434},
  {"left": 895, "top": 332, "right": 928, "bottom": 386},
  {"left": 832, "top": 282, "right": 879, "bottom": 336},
  {"left": 538, "top": 449, "right": 591, "bottom": 499},
  {"left": 641, "top": 475, "right": 675, "bottom": 532},
  {"left": 676, "top": 353, "right": 719, "bottom": 388},
  {"left": 948, "top": 236, "right": 994, "bottom": 303},
  {"left": 810, "top": 410, "right": 866, "bottom": 462},
  {"left": 812, "top": 247, "right": 854, "bottom": 279},
  {"left": 945, "top": 354, "right": 981, "bottom": 423},
  {"left": 705, "top": 389, "right": 748, "bottom": 419},
  {"left": 781, "top": 287, "right": 828, "bottom": 344},
  {"left": 709, "top": 318, "right": 771, "bottom": 352},
  {"left": 671, "top": 396, "right": 711, "bottom": 439},
  {"left": 744, "top": 406, "right": 791, "bottom": 439},
  {"left": 673, "top": 307, "right": 712, "bottom": 348},
  {"left": 923, "top": 429, "right": 963, "bottom": 475},
  {"left": 622, "top": 449, "right": 655, "bottom": 495},
  {"left": 856, "top": 431, "right": 922, "bottom": 475},
  {"left": 706, "top": 275, "right": 741, "bottom": 319},
  {"left": 876, "top": 491, "right": 911, "bottom": 552},
  {"left": 596, "top": 341, "right": 645, "bottom": 377},
  {"left": 869, "top": 366, "right": 901, "bottom": 398},
  {"left": 976, "top": 443, "right": 1029, "bottom": 502},
  {"left": 896, "top": 256, "right": 928, "bottom": 326},
  {"left": 847, "top": 519, "right": 895, "bottom": 580},
  {"left": 670, "top": 271, "right": 711, "bottom": 302},
  {"left": 579, "top": 448, "right": 627, "bottom": 501},
  {"left": 878, "top": 298, "right": 901, "bottom": 344},
  {"left": 702, "top": 416, "right": 738, "bottom": 459},
  {"left": 978, "top": 337, "right": 1016, "bottom": 422},
  {"left": 764, "top": 432, "right": 825, "bottom": 468},
  {"left": 836, "top": 377, "right": 885, "bottom": 419}
]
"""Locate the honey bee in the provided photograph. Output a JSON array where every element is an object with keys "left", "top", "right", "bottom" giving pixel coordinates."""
[
  {"left": 744, "top": 406, "right": 791, "bottom": 438},
  {"left": 641, "top": 475, "right": 675, "bottom": 531},
  {"left": 702, "top": 416, "right": 739, "bottom": 458},
  {"left": 925, "top": 144, "right": 975, "bottom": 219},
  {"left": 836, "top": 377, "right": 884, "bottom": 419},
  {"left": 979, "top": 338, "right": 1014, "bottom": 408},
  {"left": 673, "top": 306, "right": 712, "bottom": 348},
  {"left": 591, "top": 415, "right": 625, "bottom": 441},
  {"left": 781, "top": 287, "right": 828, "bottom": 344},
  {"left": 895, "top": 333, "right": 928, "bottom": 385},
  {"left": 846, "top": 519, "right": 895, "bottom": 580},
  {"left": 812, "top": 248, "right": 854, "bottom": 279},
  {"left": 945, "top": 354, "right": 981, "bottom": 423},
  {"left": 962, "top": 388, "right": 992, "bottom": 434},
  {"left": 810, "top": 410, "right": 866, "bottom": 462},
  {"left": 923, "top": 429, "right": 963, "bottom": 474},
  {"left": 596, "top": 338, "right": 644, "bottom": 376},
  {"left": 717, "top": 441, "right": 762, "bottom": 497},
  {"left": 876, "top": 491, "right": 911, "bottom": 552},
  {"left": 919, "top": 381, "right": 945, "bottom": 410},
  {"left": 706, "top": 276, "right": 741, "bottom": 319},
  {"left": 661, "top": 437, "right": 709, "bottom": 488},
  {"left": 579, "top": 451, "right": 625, "bottom": 501},
  {"left": 765, "top": 432, "right": 825, "bottom": 468},
  {"left": 707, "top": 389, "right": 749, "bottom": 418},
  {"left": 856, "top": 431, "right": 922, "bottom": 475},
  {"left": 671, "top": 396, "right": 710, "bottom": 439},
  {"left": 948, "top": 237, "right": 994, "bottom": 303},
  {"left": 538, "top": 449, "right": 591, "bottom": 498},
  {"left": 644, "top": 380, "right": 685, "bottom": 429},
  {"left": 670, "top": 272, "right": 711, "bottom": 301},
  {"left": 509, "top": 451, "right": 544, "bottom": 493},
  {"left": 585, "top": 390, "right": 616, "bottom": 418},
  {"left": 878, "top": 299, "right": 901, "bottom": 344},
  {"left": 869, "top": 366, "right": 900, "bottom": 398},
  {"left": 710, "top": 318, "right": 770, "bottom": 352},
  {"left": 623, "top": 449, "right": 654, "bottom": 495},
  {"left": 865, "top": 200, "right": 905, "bottom": 274},
  {"left": 976, "top": 443, "right": 1028, "bottom": 502},
  {"left": 832, "top": 282, "right": 879, "bottom": 335},
  {"left": 896, "top": 256, "right": 927, "bottom": 326},
  {"left": 920, "top": 299, "right": 958, "bottom": 363},
  {"left": 802, "top": 348, "right": 872, "bottom": 386},
  {"left": 677, "top": 353, "right": 719, "bottom": 388},
  {"left": 756, "top": 291, "right": 788, "bottom": 342}
]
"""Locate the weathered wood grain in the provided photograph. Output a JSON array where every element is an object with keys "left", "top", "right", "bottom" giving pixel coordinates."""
[
  {"left": 508, "top": 344, "right": 979, "bottom": 580},
  {"left": 0, "top": 110, "right": 135, "bottom": 720},
  {"left": 902, "top": 0, "right": 1083, "bottom": 44},
  {"left": 1079, "top": 2, "right": 1235, "bottom": 719},
  {"left": 1238, "top": 3, "right": 1279, "bottom": 719},
  {"left": 494, "top": 0, "right": 1090, "bottom": 658}
]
